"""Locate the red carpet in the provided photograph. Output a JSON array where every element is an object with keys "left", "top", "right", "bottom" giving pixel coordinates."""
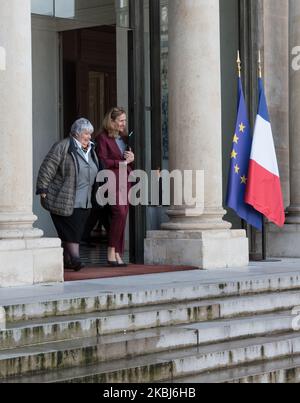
[{"left": 64, "top": 264, "right": 198, "bottom": 281}]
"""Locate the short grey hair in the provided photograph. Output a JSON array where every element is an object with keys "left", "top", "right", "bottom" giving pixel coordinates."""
[{"left": 70, "top": 118, "right": 94, "bottom": 139}]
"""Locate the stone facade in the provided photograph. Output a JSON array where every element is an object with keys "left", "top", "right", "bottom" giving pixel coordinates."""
[
  {"left": 268, "top": 0, "right": 300, "bottom": 257},
  {"left": 144, "top": 0, "right": 249, "bottom": 269},
  {"left": 0, "top": 0, "right": 63, "bottom": 287},
  {"left": 0, "top": 0, "right": 298, "bottom": 285}
]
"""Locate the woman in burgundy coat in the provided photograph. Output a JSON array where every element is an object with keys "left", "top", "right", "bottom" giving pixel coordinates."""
[{"left": 96, "top": 107, "right": 135, "bottom": 267}]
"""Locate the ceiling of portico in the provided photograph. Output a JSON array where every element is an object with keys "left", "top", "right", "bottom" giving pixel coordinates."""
[{"left": 31, "top": 0, "right": 116, "bottom": 32}]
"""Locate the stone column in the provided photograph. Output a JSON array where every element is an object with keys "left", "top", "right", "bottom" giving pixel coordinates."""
[
  {"left": 0, "top": 0, "right": 63, "bottom": 287},
  {"left": 268, "top": 0, "right": 300, "bottom": 257},
  {"left": 145, "top": 0, "right": 249, "bottom": 269},
  {"left": 264, "top": 1, "right": 290, "bottom": 209},
  {"left": 164, "top": 0, "right": 230, "bottom": 231},
  {"left": 287, "top": 0, "right": 300, "bottom": 224}
]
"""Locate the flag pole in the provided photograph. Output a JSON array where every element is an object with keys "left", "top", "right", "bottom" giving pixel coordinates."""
[
  {"left": 228, "top": 51, "right": 262, "bottom": 252},
  {"left": 257, "top": 51, "right": 280, "bottom": 263},
  {"left": 262, "top": 218, "right": 267, "bottom": 260},
  {"left": 237, "top": 50, "right": 241, "bottom": 78},
  {"left": 258, "top": 50, "right": 267, "bottom": 260},
  {"left": 258, "top": 50, "right": 262, "bottom": 79},
  {"left": 238, "top": 51, "right": 248, "bottom": 233}
]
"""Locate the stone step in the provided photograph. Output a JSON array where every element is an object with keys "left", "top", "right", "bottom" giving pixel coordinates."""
[
  {"left": 169, "top": 356, "right": 300, "bottom": 383},
  {"left": 3, "top": 270, "right": 300, "bottom": 323},
  {"left": 0, "top": 328, "right": 198, "bottom": 379},
  {"left": 218, "top": 289, "right": 300, "bottom": 318},
  {"left": 183, "top": 311, "right": 294, "bottom": 344},
  {"left": 1, "top": 290, "right": 300, "bottom": 350},
  {"left": 0, "top": 310, "right": 297, "bottom": 379},
  {"left": 1, "top": 289, "right": 300, "bottom": 350},
  {"left": 225, "top": 360, "right": 300, "bottom": 384},
  {"left": 0, "top": 300, "right": 220, "bottom": 350},
  {"left": 2, "top": 332, "right": 300, "bottom": 383}
]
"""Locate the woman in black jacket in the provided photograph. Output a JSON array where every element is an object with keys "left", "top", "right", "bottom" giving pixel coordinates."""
[{"left": 36, "top": 118, "right": 101, "bottom": 271}]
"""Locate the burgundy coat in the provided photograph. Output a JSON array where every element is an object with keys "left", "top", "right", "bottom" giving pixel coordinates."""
[
  {"left": 95, "top": 131, "right": 133, "bottom": 174},
  {"left": 95, "top": 132, "right": 134, "bottom": 205}
]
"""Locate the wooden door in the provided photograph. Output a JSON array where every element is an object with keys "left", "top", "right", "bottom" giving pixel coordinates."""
[{"left": 62, "top": 26, "right": 117, "bottom": 137}]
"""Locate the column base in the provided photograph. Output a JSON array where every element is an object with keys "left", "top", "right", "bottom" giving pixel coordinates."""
[
  {"left": 286, "top": 207, "right": 300, "bottom": 224},
  {"left": 267, "top": 223, "right": 300, "bottom": 258},
  {"left": 0, "top": 238, "right": 63, "bottom": 287},
  {"left": 144, "top": 230, "right": 249, "bottom": 270}
]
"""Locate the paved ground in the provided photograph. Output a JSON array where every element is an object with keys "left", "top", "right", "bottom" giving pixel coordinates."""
[{"left": 1, "top": 258, "right": 300, "bottom": 306}]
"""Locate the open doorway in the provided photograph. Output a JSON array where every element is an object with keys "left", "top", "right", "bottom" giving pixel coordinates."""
[
  {"left": 61, "top": 25, "right": 121, "bottom": 266},
  {"left": 31, "top": 0, "right": 118, "bottom": 241},
  {"left": 62, "top": 25, "right": 117, "bottom": 137},
  {"left": 32, "top": 1, "right": 162, "bottom": 267}
]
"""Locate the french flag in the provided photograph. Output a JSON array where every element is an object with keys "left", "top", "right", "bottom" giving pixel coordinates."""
[{"left": 245, "top": 78, "right": 285, "bottom": 227}]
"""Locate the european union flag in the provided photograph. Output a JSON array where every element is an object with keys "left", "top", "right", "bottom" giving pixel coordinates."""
[{"left": 226, "top": 78, "right": 263, "bottom": 230}]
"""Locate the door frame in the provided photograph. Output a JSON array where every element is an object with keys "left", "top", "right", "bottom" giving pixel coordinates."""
[
  {"left": 128, "top": 0, "right": 162, "bottom": 264},
  {"left": 128, "top": 0, "right": 146, "bottom": 264}
]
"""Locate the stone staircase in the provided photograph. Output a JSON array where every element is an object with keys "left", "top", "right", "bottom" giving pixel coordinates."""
[{"left": 1, "top": 270, "right": 300, "bottom": 383}]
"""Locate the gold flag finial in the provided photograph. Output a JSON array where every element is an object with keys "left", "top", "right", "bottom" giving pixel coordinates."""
[
  {"left": 258, "top": 50, "right": 262, "bottom": 78},
  {"left": 237, "top": 50, "right": 241, "bottom": 78}
]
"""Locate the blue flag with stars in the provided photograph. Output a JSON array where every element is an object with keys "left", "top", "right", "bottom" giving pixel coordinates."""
[{"left": 226, "top": 78, "right": 263, "bottom": 230}]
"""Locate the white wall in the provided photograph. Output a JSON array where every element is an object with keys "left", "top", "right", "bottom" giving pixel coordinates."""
[
  {"left": 31, "top": 2, "right": 116, "bottom": 237},
  {"left": 32, "top": 17, "right": 60, "bottom": 236},
  {"left": 220, "top": 0, "right": 240, "bottom": 229}
]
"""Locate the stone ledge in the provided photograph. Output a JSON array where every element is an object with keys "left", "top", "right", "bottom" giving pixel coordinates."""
[
  {"left": 146, "top": 229, "right": 246, "bottom": 240},
  {"left": 0, "top": 245, "right": 63, "bottom": 288},
  {"left": 268, "top": 224, "right": 300, "bottom": 258},
  {"left": 26, "top": 238, "right": 62, "bottom": 250},
  {"left": 0, "top": 238, "right": 61, "bottom": 252},
  {"left": 145, "top": 230, "right": 249, "bottom": 270}
]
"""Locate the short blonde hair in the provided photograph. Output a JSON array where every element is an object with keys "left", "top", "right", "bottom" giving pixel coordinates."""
[{"left": 103, "top": 107, "right": 127, "bottom": 138}]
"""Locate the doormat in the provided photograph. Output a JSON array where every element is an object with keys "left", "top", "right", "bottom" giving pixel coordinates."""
[{"left": 64, "top": 264, "right": 198, "bottom": 281}]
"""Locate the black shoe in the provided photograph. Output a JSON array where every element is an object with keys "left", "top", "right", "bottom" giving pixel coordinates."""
[
  {"left": 117, "top": 262, "right": 128, "bottom": 267},
  {"left": 107, "top": 260, "right": 119, "bottom": 267},
  {"left": 65, "top": 258, "right": 85, "bottom": 272}
]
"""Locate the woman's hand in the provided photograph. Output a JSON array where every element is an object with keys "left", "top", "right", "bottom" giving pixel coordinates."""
[
  {"left": 41, "top": 193, "right": 47, "bottom": 199},
  {"left": 124, "top": 151, "right": 135, "bottom": 164}
]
